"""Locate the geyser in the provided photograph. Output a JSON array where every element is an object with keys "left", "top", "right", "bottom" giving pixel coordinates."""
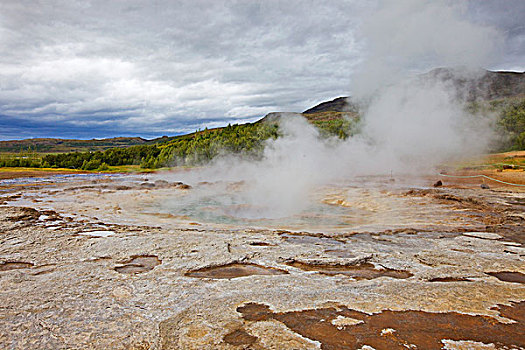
[{"left": 159, "top": 0, "right": 502, "bottom": 223}]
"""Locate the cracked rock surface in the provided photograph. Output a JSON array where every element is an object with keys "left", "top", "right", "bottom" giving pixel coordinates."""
[{"left": 0, "top": 174, "right": 524, "bottom": 349}]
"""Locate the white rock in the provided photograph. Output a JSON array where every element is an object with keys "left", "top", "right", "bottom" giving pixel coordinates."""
[
  {"left": 462, "top": 232, "right": 502, "bottom": 240},
  {"left": 380, "top": 328, "right": 396, "bottom": 336},
  {"left": 331, "top": 315, "right": 364, "bottom": 328},
  {"left": 78, "top": 230, "right": 115, "bottom": 237},
  {"left": 502, "top": 241, "right": 522, "bottom": 246},
  {"left": 442, "top": 339, "right": 496, "bottom": 349}
]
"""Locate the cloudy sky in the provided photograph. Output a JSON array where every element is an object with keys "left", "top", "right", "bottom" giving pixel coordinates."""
[{"left": 0, "top": 0, "right": 523, "bottom": 140}]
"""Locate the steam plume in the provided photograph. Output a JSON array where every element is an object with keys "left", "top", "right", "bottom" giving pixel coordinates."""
[{"left": 164, "top": 0, "right": 502, "bottom": 220}]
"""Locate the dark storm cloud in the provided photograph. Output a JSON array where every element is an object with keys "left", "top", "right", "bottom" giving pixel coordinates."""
[{"left": 0, "top": 0, "right": 522, "bottom": 139}]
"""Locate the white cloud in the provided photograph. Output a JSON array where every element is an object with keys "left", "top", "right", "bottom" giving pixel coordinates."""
[
  {"left": 0, "top": 0, "right": 522, "bottom": 139},
  {"left": 352, "top": 0, "right": 504, "bottom": 97}
]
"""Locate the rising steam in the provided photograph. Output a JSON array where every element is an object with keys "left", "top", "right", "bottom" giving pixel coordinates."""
[{"left": 162, "top": 0, "right": 501, "bottom": 220}]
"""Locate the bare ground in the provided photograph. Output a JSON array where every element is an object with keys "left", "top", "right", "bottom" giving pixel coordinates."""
[{"left": 0, "top": 171, "right": 524, "bottom": 349}]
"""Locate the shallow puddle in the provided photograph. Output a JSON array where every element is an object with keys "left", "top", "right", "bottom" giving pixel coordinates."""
[
  {"left": 185, "top": 263, "right": 288, "bottom": 279},
  {"left": 0, "top": 261, "right": 34, "bottom": 271},
  {"left": 287, "top": 261, "right": 412, "bottom": 280},
  {"left": 114, "top": 255, "right": 161, "bottom": 274},
  {"left": 487, "top": 271, "right": 525, "bottom": 284},
  {"left": 428, "top": 277, "right": 471, "bottom": 282},
  {"left": 237, "top": 301, "right": 525, "bottom": 349},
  {"left": 248, "top": 241, "right": 274, "bottom": 246},
  {"left": 223, "top": 329, "right": 258, "bottom": 346}
]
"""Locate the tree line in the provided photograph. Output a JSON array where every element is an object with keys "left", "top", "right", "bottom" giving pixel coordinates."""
[
  {"left": 0, "top": 122, "right": 282, "bottom": 170},
  {"left": 1, "top": 100, "right": 523, "bottom": 170}
]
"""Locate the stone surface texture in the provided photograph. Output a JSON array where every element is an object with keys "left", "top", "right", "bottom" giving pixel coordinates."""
[{"left": 0, "top": 174, "right": 524, "bottom": 349}]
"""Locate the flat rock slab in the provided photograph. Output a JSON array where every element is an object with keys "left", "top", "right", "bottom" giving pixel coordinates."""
[
  {"left": 1, "top": 177, "right": 524, "bottom": 349},
  {"left": 463, "top": 232, "right": 503, "bottom": 240}
]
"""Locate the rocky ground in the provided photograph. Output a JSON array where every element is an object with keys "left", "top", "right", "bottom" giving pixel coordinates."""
[{"left": 0, "top": 171, "right": 524, "bottom": 349}]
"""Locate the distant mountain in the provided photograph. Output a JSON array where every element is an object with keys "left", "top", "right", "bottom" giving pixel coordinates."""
[
  {"left": 301, "top": 69, "right": 525, "bottom": 115},
  {"left": 0, "top": 133, "right": 185, "bottom": 153},
  {"left": 303, "top": 97, "right": 359, "bottom": 114},
  {"left": 422, "top": 68, "right": 525, "bottom": 101},
  {"left": 2, "top": 69, "right": 523, "bottom": 155},
  {"left": 276, "top": 69, "right": 524, "bottom": 122},
  {"left": 260, "top": 97, "right": 359, "bottom": 125},
  {"left": 0, "top": 137, "right": 148, "bottom": 153}
]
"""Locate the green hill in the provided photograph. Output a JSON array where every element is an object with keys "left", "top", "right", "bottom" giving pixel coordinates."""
[
  {"left": 0, "top": 137, "right": 150, "bottom": 153},
  {"left": 1, "top": 69, "right": 524, "bottom": 170}
]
